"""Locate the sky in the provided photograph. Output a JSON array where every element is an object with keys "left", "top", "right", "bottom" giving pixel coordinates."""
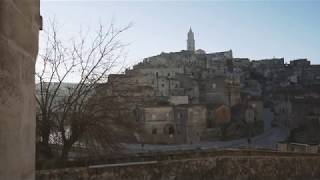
[{"left": 40, "top": 0, "right": 320, "bottom": 67}]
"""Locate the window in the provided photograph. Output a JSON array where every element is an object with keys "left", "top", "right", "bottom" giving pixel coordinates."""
[
  {"left": 212, "top": 83, "right": 216, "bottom": 89},
  {"left": 164, "top": 124, "right": 175, "bottom": 135},
  {"left": 161, "top": 84, "right": 165, "bottom": 87},
  {"left": 169, "top": 126, "right": 175, "bottom": 135},
  {"left": 177, "top": 112, "right": 181, "bottom": 119},
  {"left": 152, "top": 128, "right": 157, "bottom": 135}
]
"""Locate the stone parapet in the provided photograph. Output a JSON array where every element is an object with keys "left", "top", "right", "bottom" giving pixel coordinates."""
[{"left": 37, "top": 150, "right": 320, "bottom": 180}]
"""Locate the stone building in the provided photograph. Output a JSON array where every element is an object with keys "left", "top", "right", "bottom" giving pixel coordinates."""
[
  {"left": 0, "top": 0, "right": 41, "bottom": 179},
  {"left": 287, "top": 59, "right": 320, "bottom": 85},
  {"left": 138, "top": 104, "right": 207, "bottom": 144},
  {"left": 187, "top": 27, "right": 195, "bottom": 51},
  {"left": 122, "top": 49, "right": 238, "bottom": 106},
  {"left": 101, "top": 29, "right": 242, "bottom": 144}
]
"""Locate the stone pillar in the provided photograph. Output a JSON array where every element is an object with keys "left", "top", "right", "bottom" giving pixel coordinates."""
[{"left": 0, "top": 0, "right": 40, "bottom": 180}]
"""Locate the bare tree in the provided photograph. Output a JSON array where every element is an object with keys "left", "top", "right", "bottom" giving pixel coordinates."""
[{"left": 36, "top": 20, "right": 132, "bottom": 160}]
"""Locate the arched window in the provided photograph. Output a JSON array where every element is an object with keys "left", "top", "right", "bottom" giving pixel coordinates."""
[
  {"left": 169, "top": 126, "right": 175, "bottom": 135},
  {"left": 163, "top": 124, "right": 175, "bottom": 135},
  {"left": 152, "top": 128, "right": 157, "bottom": 135}
]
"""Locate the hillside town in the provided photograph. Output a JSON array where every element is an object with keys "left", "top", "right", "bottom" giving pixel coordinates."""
[
  {"left": 5, "top": 1, "right": 320, "bottom": 179},
  {"left": 97, "top": 28, "right": 320, "bottom": 146}
]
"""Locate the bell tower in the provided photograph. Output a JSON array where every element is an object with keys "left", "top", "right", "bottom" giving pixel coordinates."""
[{"left": 187, "top": 27, "right": 195, "bottom": 51}]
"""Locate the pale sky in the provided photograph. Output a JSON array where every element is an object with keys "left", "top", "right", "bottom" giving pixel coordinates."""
[{"left": 40, "top": 0, "right": 320, "bottom": 67}]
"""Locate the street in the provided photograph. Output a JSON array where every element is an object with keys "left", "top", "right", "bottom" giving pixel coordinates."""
[{"left": 124, "top": 126, "right": 288, "bottom": 153}]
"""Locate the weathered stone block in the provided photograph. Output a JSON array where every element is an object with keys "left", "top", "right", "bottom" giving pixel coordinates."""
[
  {"left": 0, "top": 0, "right": 40, "bottom": 180},
  {"left": 0, "top": 0, "right": 40, "bottom": 57},
  {"left": 36, "top": 151, "right": 320, "bottom": 180}
]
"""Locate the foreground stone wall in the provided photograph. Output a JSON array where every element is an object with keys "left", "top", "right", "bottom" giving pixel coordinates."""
[
  {"left": 37, "top": 150, "right": 320, "bottom": 180},
  {"left": 0, "top": 0, "right": 40, "bottom": 179}
]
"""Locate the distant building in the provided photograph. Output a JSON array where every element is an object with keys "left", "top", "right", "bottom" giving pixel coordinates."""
[
  {"left": 277, "top": 142, "right": 319, "bottom": 153},
  {"left": 138, "top": 105, "right": 207, "bottom": 144},
  {"left": 187, "top": 27, "right": 195, "bottom": 52}
]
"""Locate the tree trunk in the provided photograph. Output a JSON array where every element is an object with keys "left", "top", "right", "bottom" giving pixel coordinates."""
[
  {"left": 40, "top": 127, "right": 53, "bottom": 159},
  {"left": 60, "top": 142, "right": 73, "bottom": 160}
]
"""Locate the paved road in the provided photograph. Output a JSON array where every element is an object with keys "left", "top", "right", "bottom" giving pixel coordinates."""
[{"left": 124, "top": 127, "right": 288, "bottom": 153}]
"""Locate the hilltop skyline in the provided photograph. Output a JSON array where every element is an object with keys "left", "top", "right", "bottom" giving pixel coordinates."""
[{"left": 41, "top": 1, "right": 320, "bottom": 68}]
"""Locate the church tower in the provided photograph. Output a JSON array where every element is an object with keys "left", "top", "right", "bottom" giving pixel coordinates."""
[{"left": 187, "top": 27, "right": 195, "bottom": 52}]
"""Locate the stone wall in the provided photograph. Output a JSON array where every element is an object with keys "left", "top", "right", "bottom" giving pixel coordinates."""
[
  {"left": 0, "top": 0, "right": 40, "bottom": 179},
  {"left": 36, "top": 150, "right": 320, "bottom": 180}
]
